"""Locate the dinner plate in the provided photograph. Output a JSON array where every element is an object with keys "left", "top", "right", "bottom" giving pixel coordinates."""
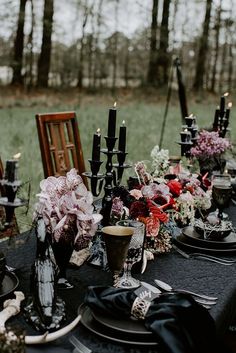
[
  {"left": 0, "top": 271, "right": 19, "bottom": 299},
  {"left": 79, "top": 304, "right": 158, "bottom": 346},
  {"left": 182, "top": 226, "right": 236, "bottom": 249},
  {"left": 92, "top": 309, "right": 152, "bottom": 336},
  {"left": 173, "top": 234, "right": 236, "bottom": 255}
]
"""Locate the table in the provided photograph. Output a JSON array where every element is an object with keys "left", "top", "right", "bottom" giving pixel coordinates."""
[{"left": 1, "top": 221, "right": 236, "bottom": 353}]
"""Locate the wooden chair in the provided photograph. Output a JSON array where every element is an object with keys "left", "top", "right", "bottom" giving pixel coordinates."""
[
  {"left": 35, "top": 111, "right": 88, "bottom": 188},
  {"left": 0, "top": 157, "right": 19, "bottom": 237}
]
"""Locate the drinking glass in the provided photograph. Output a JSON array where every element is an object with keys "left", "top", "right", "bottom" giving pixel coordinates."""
[
  {"left": 116, "top": 220, "right": 145, "bottom": 289},
  {"left": 102, "top": 226, "right": 133, "bottom": 287},
  {"left": 212, "top": 175, "right": 232, "bottom": 221}
]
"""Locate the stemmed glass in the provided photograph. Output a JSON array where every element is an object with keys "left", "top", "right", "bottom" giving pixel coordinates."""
[
  {"left": 116, "top": 220, "right": 145, "bottom": 289},
  {"left": 102, "top": 226, "right": 133, "bottom": 287},
  {"left": 212, "top": 175, "right": 232, "bottom": 221}
]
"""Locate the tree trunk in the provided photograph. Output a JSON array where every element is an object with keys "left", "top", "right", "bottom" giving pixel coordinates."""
[
  {"left": 124, "top": 38, "right": 130, "bottom": 88},
  {"left": 37, "top": 0, "right": 54, "bottom": 87},
  {"left": 77, "top": 6, "right": 89, "bottom": 89},
  {"left": 93, "top": 0, "right": 104, "bottom": 89},
  {"left": 156, "top": 0, "right": 171, "bottom": 85},
  {"left": 146, "top": 0, "right": 159, "bottom": 86},
  {"left": 210, "top": 2, "right": 222, "bottom": 93},
  {"left": 11, "top": 0, "right": 27, "bottom": 85},
  {"left": 193, "top": 0, "right": 212, "bottom": 91},
  {"left": 219, "top": 28, "right": 227, "bottom": 93},
  {"left": 112, "top": 0, "right": 119, "bottom": 92}
]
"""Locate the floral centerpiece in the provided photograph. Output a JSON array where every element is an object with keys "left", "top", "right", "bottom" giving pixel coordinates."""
[
  {"left": 33, "top": 168, "right": 102, "bottom": 251},
  {"left": 110, "top": 154, "right": 211, "bottom": 254},
  {"left": 190, "top": 130, "right": 231, "bottom": 176}
]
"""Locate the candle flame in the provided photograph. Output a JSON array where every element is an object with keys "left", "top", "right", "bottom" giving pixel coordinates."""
[
  {"left": 122, "top": 120, "right": 125, "bottom": 125},
  {"left": 189, "top": 113, "right": 193, "bottom": 117},
  {"left": 13, "top": 153, "right": 21, "bottom": 160},
  {"left": 113, "top": 102, "right": 117, "bottom": 108},
  {"left": 224, "top": 92, "right": 229, "bottom": 97},
  {"left": 228, "top": 102, "right": 232, "bottom": 108},
  {"left": 97, "top": 128, "right": 101, "bottom": 134},
  {"left": 184, "top": 128, "right": 188, "bottom": 132}
]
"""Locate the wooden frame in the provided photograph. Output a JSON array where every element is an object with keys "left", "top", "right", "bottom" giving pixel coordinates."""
[{"left": 35, "top": 111, "right": 88, "bottom": 187}]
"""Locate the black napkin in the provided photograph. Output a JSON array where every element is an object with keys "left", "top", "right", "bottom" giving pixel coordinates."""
[{"left": 85, "top": 286, "right": 228, "bottom": 353}]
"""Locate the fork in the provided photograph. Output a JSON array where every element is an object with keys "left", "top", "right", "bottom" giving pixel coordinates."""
[
  {"left": 70, "top": 335, "right": 92, "bottom": 353},
  {"left": 172, "top": 244, "right": 236, "bottom": 265}
]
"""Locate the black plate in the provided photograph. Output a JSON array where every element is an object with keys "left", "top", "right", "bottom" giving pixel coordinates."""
[
  {"left": 173, "top": 234, "right": 236, "bottom": 255},
  {"left": 79, "top": 304, "right": 158, "bottom": 346},
  {"left": 182, "top": 226, "right": 236, "bottom": 249},
  {"left": 92, "top": 309, "right": 152, "bottom": 336},
  {"left": 0, "top": 271, "right": 19, "bottom": 299}
]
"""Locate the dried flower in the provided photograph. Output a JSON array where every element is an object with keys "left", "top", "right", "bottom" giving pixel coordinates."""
[{"left": 190, "top": 130, "right": 231, "bottom": 158}]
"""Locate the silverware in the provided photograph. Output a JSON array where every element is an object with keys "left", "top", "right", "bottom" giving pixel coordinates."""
[
  {"left": 172, "top": 244, "right": 236, "bottom": 265},
  {"left": 70, "top": 335, "right": 92, "bottom": 353},
  {"left": 154, "top": 279, "right": 218, "bottom": 301}
]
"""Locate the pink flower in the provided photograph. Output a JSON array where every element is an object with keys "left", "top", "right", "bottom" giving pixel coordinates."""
[{"left": 129, "top": 189, "right": 143, "bottom": 200}]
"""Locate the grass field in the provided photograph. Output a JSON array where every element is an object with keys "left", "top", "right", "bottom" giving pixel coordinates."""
[{"left": 0, "top": 88, "right": 235, "bottom": 230}]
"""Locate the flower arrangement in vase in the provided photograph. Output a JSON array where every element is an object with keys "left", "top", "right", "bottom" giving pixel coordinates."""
[
  {"left": 190, "top": 130, "right": 231, "bottom": 177},
  {"left": 110, "top": 147, "right": 211, "bottom": 253},
  {"left": 33, "top": 168, "right": 102, "bottom": 284}
]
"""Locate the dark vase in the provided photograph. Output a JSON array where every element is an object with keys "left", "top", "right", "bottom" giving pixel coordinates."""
[
  {"left": 51, "top": 240, "right": 74, "bottom": 280},
  {"left": 198, "top": 156, "right": 226, "bottom": 178}
]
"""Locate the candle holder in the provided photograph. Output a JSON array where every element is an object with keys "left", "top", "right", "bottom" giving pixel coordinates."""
[
  {"left": 113, "top": 151, "right": 132, "bottom": 185},
  {"left": 0, "top": 179, "right": 28, "bottom": 229},
  {"left": 83, "top": 160, "right": 104, "bottom": 197}
]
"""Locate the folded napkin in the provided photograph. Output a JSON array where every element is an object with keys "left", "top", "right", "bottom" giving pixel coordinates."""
[{"left": 85, "top": 286, "right": 228, "bottom": 353}]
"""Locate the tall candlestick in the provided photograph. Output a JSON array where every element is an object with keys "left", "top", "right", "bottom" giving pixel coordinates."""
[
  {"left": 118, "top": 120, "right": 126, "bottom": 153},
  {"left": 107, "top": 102, "right": 117, "bottom": 137},
  {"left": 92, "top": 128, "right": 101, "bottom": 161},
  {"left": 4, "top": 160, "right": 18, "bottom": 182}
]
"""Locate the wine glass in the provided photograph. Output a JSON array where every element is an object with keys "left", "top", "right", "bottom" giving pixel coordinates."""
[
  {"left": 116, "top": 220, "right": 145, "bottom": 289},
  {"left": 212, "top": 175, "right": 232, "bottom": 221},
  {"left": 101, "top": 226, "right": 133, "bottom": 287}
]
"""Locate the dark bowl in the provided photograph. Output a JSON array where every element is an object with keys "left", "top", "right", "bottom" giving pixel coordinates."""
[{"left": 194, "top": 219, "right": 232, "bottom": 241}]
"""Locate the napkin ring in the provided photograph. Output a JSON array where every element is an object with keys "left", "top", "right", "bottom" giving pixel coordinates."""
[{"left": 131, "top": 297, "right": 150, "bottom": 320}]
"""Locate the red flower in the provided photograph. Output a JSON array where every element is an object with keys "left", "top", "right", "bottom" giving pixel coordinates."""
[
  {"left": 146, "top": 217, "right": 160, "bottom": 237},
  {"left": 167, "top": 180, "right": 182, "bottom": 197},
  {"left": 147, "top": 200, "right": 169, "bottom": 223},
  {"left": 129, "top": 201, "right": 149, "bottom": 219}
]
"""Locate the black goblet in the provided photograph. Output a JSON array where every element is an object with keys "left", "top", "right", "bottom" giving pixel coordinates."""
[{"left": 212, "top": 175, "right": 232, "bottom": 221}]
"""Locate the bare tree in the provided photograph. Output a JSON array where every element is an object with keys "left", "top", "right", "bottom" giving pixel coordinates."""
[
  {"left": 210, "top": 1, "right": 222, "bottom": 93},
  {"left": 37, "top": 0, "right": 54, "bottom": 87},
  {"left": 156, "top": 0, "right": 171, "bottom": 85},
  {"left": 193, "top": 0, "right": 213, "bottom": 91},
  {"left": 77, "top": 1, "right": 89, "bottom": 89},
  {"left": 146, "top": 0, "right": 159, "bottom": 86},
  {"left": 112, "top": 0, "right": 120, "bottom": 91},
  {"left": 11, "top": 0, "right": 28, "bottom": 85}
]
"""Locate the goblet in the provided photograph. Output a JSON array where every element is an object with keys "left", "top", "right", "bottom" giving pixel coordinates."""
[
  {"left": 212, "top": 175, "right": 232, "bottom": 221},
  {"left": 101, "top": 226, "right": 133, "bottom": 287},
  {"left": 116, "top": 220, "right": 145, "bottom": 289}
]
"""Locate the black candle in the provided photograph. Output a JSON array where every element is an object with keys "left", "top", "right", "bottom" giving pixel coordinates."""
[
  {"left": 92, "top": 128, "right": 101, "bottom": 161},
  {"left": 118, "top": 120, "right": 126, "bottom": 152},
  {"left": 225, "top": 102, "right": 232, "bottom": 121},
  {"left": 107, "top": 102, "right": 117, "bottom": 137},
  {"left": 185, "top": 115, "right": 194, "bottom": 128},
  {"left": 220, "top": 96, "right": 225, "bottom": 115},
  {"left": 213, "top": 108, "right": 220, "bottom": 130},
  {"left": 5, "top": 160, "right": 17, "bottom": 182}
]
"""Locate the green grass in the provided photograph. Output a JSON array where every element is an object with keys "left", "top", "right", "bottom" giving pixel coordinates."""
[{"left": 0, "top": 89, "right": 235, "bottom": 231}]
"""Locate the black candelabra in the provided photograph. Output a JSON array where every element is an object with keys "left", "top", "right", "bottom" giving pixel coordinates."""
[
  {"left": 0, "top": 159, "right": 28, "bottom": 229},
  {"left": 83, "top": 106, "right": 131, "bottom": 226},
  {"left": 213, "top": 93, "right": 232, "bottom": 138},
  {"left": 177, "top": 114, "right": 198, "bottom": 158}
]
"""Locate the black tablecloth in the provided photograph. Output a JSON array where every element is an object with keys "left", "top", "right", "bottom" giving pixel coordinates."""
[{"left": 1, "top": 201, "right": 236, "bottom": 353}]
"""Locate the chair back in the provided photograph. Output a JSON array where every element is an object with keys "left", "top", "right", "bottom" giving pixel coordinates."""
[{"left": 35, "top": 111, "right": 88, "bottom": 187}]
